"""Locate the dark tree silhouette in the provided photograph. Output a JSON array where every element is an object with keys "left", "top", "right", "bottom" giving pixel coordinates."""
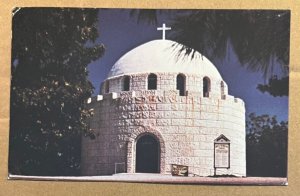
[
  {"left": 246, "top": 113, "right": 288, "bottom": 177},
  {"left": 257, "top": 76, "right": 289, "bottom": 97},
  {"left": 9, "top": 8, "right": 104, "bottom": 176}
]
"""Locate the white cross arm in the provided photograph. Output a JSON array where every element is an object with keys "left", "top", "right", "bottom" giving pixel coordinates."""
[{"left": 157, "top": 23, "right": 171, "bottom": 40}]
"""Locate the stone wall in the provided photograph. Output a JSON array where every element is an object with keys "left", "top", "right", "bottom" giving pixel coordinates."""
[{"left": 82, "top": 73, "right": 245, "bottom": 177}]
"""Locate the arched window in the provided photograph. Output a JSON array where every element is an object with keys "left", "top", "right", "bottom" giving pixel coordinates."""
[
  {"left": 105, "top": 80, "right": 109, "bottom": 93},
  {"left": 148, "top": 73, "right": 157, "bottom": 90},
  {"left": 221, "top": 81, "right": 225, "bottom": 98},
  {"left": 123, "top": 76, "right": 130, "bottom": 91},
  {"left": 176, "top": 74, "right": 186, "bottom": 96},
  {"left": 203, "top": 77, "right": 210, "bottom": 97}
]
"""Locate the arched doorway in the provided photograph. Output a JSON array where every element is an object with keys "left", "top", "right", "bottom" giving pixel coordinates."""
[{"left": 136, "top": 134, "right": 160, "bottom": 173}]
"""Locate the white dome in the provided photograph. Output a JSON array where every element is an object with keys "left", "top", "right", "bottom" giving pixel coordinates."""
[{"left": 107, "top": 40, "right": 223, "bottom": 80}]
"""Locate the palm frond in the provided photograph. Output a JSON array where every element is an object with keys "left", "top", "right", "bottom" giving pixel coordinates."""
[
  {"left": 170, "top": 10, "right": 290, "bottom": 78},
  {"left": 129, "top": 9, "right": 158, "bottom": 25}
]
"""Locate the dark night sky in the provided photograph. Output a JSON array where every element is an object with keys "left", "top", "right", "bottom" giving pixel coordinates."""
[{"left": 87, "top": 9, "right": 288, "bottom": 121}]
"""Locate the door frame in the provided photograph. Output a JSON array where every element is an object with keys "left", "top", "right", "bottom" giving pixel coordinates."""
[{"left": 126, "top": 127, "right": 166, "bottom": 174}]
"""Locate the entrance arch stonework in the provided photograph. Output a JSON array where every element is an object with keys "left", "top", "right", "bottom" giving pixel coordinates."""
[{"left": 126, "top": 126, "right": 166, "bottom": 174}]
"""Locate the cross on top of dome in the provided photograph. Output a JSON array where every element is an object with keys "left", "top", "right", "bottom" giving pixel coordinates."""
[{"left": 157, "top": 23, "right": 171, "bottom": 40}]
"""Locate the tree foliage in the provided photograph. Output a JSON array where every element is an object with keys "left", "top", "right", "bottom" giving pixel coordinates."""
[
  {"left": 9, "top": 8, "right": 104, "bottom": 176},
  {"left": 129, "top": 9, "right": 160, "bottom": 25},
  {"left": 246, "top": 113, "right": 288, "bottom": 177},
  {"left": 132, "top": 10, "right": 290, "bottom": 96},
  {"left": 257, "top": 76, "right": 289, "bottom": 97},
  {"left": 171, "top": 11, "right": 290, "bottom": 75},
  {"left": 171, "top": 10, "right": 290, "bottom": 97}
]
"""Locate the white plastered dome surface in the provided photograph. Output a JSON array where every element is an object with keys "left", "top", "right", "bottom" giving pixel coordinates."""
[{"left": 107, "top": 39, "right": 223, "bottom": 80}]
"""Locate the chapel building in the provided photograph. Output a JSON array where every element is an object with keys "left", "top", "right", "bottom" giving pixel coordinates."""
[{"left": 81, "top": 39, "right": 246, "bottom": 177}]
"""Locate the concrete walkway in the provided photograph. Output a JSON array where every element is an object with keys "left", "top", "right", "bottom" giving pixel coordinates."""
[{"left": 8, "top": 173, "right": 287, "bottom": 186}]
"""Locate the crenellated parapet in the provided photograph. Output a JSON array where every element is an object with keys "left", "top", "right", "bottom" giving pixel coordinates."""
[{"left": 87, "top": 89, "right": 244, "bottom": 108}]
